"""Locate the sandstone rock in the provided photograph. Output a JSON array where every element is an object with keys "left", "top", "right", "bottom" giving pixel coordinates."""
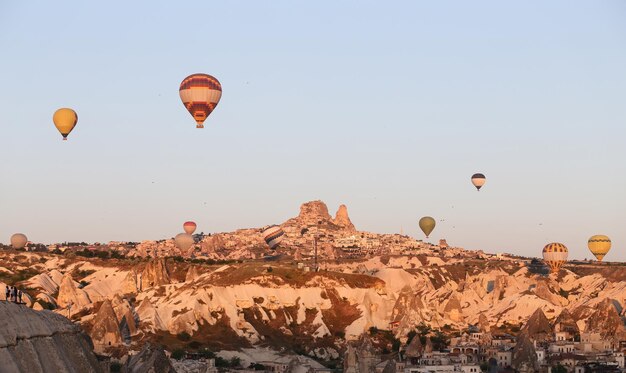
[
  {"left": 125, "top": 343, "right": 175, "bottom": 373},
  {"left": 121, "top": 271, "right": 138, "bottom": 295},
  {"left": 57, "top": 273, "right": 91, "bottom": 309},
  {"left": 141, "top": 259, "right": 171, "bottom": 290},
  {"left": 333, "top": 204, "right": 355, "bottom": 231},
  {"left": 554, "top": 308, "right": 579, "bottom": 335},
  {"left": 0, "top": 302, "right": 102, "bottom": 373},
  {"left": 185, "top": 265, "right": 200, "bottom": 283},
  {"left": 443, "top": 294, "right": 463, "bottom": 323},
  {"left": 478, "top": 313, "right": 491, "bottom": 333},
  {"left": 520, "top": 308, "right": 552, "bottom": 341},
  {"left": 136, "top": 298, "right": 165, "bottom": 332},
  {"left": 511, "top": 332, "right": 539, "bottom": 371},
  {"left": 405, "top": 334, "right": 423, "bottom": 357},
  {"left": 586, "top": 298, "right": 626, "bottom": 339},
  {"left": 298, "top": 200, "right": 332, "bottom": 222},
  {"left": 90, "top": 300, "right": 122, "bottom": 352}
]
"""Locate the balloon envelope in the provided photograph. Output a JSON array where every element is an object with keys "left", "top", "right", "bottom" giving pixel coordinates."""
[
  {"left": 183, "top": 221, "right": 197, "bottom": 235},
  {"left": 174, "top": 233, "right": 195, "bottom": 252},
  {"left": 471, "top": 173, "right": 486, "bottom": 191},
  {"left": 10, "top": 233, "right": 27, "bottom": 249},
  {"left": 587, "top": 235, "right": 611, "bottom": 261},
  {"left": 542, "top": 242, "right": 568, "bottom": 273},
  {"left": 53, "top": 108, "right": 78, "bottom": 140},
  {"left": 262, "top": 225, "right": 285, "bottom": 250},
  {"left": 179, "top": 73, "right": 222, "bottom": 128},
  {"left": 419, "top": 216, "right": 436, "bottom": 238}
]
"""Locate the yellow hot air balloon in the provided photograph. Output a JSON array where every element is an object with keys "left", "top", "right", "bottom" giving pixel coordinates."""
[
  {"left": 10, "top": 233, "right": 28, "bottom": 249},
  {"left": 542, "top": 242, "right": 568, "bottom": 273},
  {"left": 419, "top": 216, "right": 436, "bottom": 238},
  {"left": 53, "top": 108, "right": 78, "bottom": 140},
  {"left": 587, "top": 235, "right": 611, "bottom": 261}
]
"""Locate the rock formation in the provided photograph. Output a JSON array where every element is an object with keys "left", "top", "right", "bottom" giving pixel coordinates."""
[
  {"left": 125, "top": 343, "right": 175, "bottom": 373},
  {"left": 511, "top": 332, "right": 539, "bottom": 372},
  {"left": 586, "top": 298, "right": 626, "bottom": 339},
  {"left": 298, "top": 200, "right": 332, "bottom": 222},
  {"left": 333, "top": 204, "right": 355, "bottom": 231},
  {"left": 90, "top": 300, "right": 122, "bottom": 352},
  {"left": 136, "top": 298, "right": 165, "bottom": 332},
  {"left": 141, "top": 259, "right": 171, "bottom": 290},
  {"left": 121, "top": 271, "right": 138, "bottom": 294},
  {"left": 185, "top": 265, "right": 200, "bottom": 282},
  {"left": 520, "top": 308, "right": 552, "bottom": 341},
  {"left": 405, "top": 334, "right": 423, "bottom": 358},
  {"left": 0, "top": 302, "right": 102, "bottom": 373},
  {"left": 57, "top": 273, "right": 91, "bottom": 309},
  {"left": 554, "top": 308, "right": 579, "bottom": 335}
]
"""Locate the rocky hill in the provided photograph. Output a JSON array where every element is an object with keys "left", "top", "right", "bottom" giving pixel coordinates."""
[
  {"left": 0, "top": 200, "right": 625, "bottom": 364},
  {"left": 0, "top": 302, "right": 103, "bottom": 373}
]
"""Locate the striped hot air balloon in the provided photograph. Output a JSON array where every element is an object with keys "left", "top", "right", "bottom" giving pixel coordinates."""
[
  {"left": 262, "top": 225, "right": 284, "bottom": 250},
  {"left": 183, "top": 221, "right": 197, "bottom": 235},
  {"left": 471, "top": 173, "right": 486, "bottom": 191},
  {"left": 587, "top": 235, "right": 611, "bottom": 261},
  {"left": 542, "top": 242, "right": 568, "bottom": 273},
  {"left": 179, "top": 73, "right": 222, "bottom": 128}
]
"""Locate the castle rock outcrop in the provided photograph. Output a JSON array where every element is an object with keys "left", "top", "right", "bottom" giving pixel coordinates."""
[{"left": 333, "top": 204, "right": 355, "bottom": 231}]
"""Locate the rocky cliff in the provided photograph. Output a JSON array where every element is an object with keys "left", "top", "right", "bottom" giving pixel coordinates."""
[{"left": 0, "top": 302, "right": 102, "bottom": 373}]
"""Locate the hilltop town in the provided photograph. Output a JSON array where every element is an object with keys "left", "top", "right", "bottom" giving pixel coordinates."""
[{"left": 1, "top": 201, "right": 625, "bottom": 373}]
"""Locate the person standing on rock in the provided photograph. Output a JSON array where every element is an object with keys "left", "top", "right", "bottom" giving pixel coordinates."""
[
  {"left": 12, "top": 287, "right": 17, "bottom": 303},
  {"left": 18, "top": 289, "right": 23, "bottom": 304},
  {"left": 5, "top": 286, "right": 9, "bottom": 301}
]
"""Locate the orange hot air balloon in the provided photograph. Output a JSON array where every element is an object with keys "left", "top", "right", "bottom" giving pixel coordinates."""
[
  {"left": 183, "top": 221, "right": 197, "bottom": 235},
  {"left": 53, "top": 108, "right": 78, "bottom": 140},
  {"left": 179, "top": 73, "right": 222, "bottom": 128}
]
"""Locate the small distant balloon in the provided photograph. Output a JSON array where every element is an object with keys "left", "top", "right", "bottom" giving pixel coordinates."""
[
  {"left": 542, "top": 242, "right": 568, "bottom": 273},
  {"left": 174, "top": 233, "right": 195, "bottom": 251},
  {"left": 419, "top": 216, "right": 436, "bottom": 238},
  {"left": 587, "top": 235, "right": 611, "bottom": 261},
  {"left": 10, "top": 233, "right": 28, "bottom": 249},
  {"left": 179, "top": 73, "right": 222, "bottom": 128},
  {"left": 262, "top": 225, "right": 285, "bottom": 250},
  {"left": 471, "top": 173, "right": 486, "bottom": 191},
  {"left": 53, "top": 108, "right": 78, "bottom": 140},
  {"left": 183, "top": 221, "right": 197, "bottom": 235}
]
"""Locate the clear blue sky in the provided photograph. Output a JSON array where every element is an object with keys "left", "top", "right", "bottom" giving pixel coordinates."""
[{"left": 1, "top": 1, "right": 625, "bottom": 261}]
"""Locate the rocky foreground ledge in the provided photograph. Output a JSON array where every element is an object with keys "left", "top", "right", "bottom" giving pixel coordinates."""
[{"left": 0, "top": 301, "right": 102, "bottom": 373}]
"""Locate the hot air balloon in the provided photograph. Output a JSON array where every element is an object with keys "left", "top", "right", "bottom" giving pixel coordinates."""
[
  {"left": 542, "top": 242, "right": 568, "bottom": 273},
  {"left": 53, "top": 108, "right": 78, "bottom": 140},
  {"left": 183, "top": 221, "right": 197, "bottom": 235},
  {"left": 10, "top": 233, "right": 27, "bottom": 249},
  {"left": 261, "top": 225, "right": 284, "bottom": 250},
  {"left": 179, "top": 73, "right": 222, "bottom": 128},
  {"left": 419, "top": 216, "right": 436, "bottom": 238},
  {"left": 587, "top": 235, "right": 611, "bottom": 261},
  {"left": 174, "top": 233, "right": 195, "bottom": 252},
  {"left": 471, "top": 173, "right": 486, "bottom": 191}
]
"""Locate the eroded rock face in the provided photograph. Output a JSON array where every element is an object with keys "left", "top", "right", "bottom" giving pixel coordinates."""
[
  {"left": 586, "top": 298, "right": 626, "bottom": 339},
  {"left": 0, "top": 302, "right": 102, "bottom": 373},
  {"left": 298, "top": 200, "right": 332, "bottom": 222},
  {"left": 334, "top": 204, "right": 355, "bottom": 231},
  {"left": 520, "top": 308, "right": 552, "bottom": 341},
  {"left": 141, "top": 259, "right": 170, "bottom": 290},
  {"left": 57, "top": 274, "right": 91, "bottom": 309},
  {"left": 125, "top": 343, "right": 175, "bottom": 373},
  {"left": 511, "top": 332, "right": 539, "bottom": 371},
  {"left": 90, "top": 300, "right": 122, "bottom": 352},
  {"left": 185, "top": 265, "right": 200, "bottom": 283}
]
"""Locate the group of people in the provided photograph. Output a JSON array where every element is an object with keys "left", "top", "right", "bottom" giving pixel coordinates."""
[{"left": 5, "top": 286, "right": 24, "bottom": 304}]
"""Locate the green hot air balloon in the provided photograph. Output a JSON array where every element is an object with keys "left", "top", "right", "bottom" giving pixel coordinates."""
[{"left": 419, "top": 216, "right": 436, "bottom": 238}]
